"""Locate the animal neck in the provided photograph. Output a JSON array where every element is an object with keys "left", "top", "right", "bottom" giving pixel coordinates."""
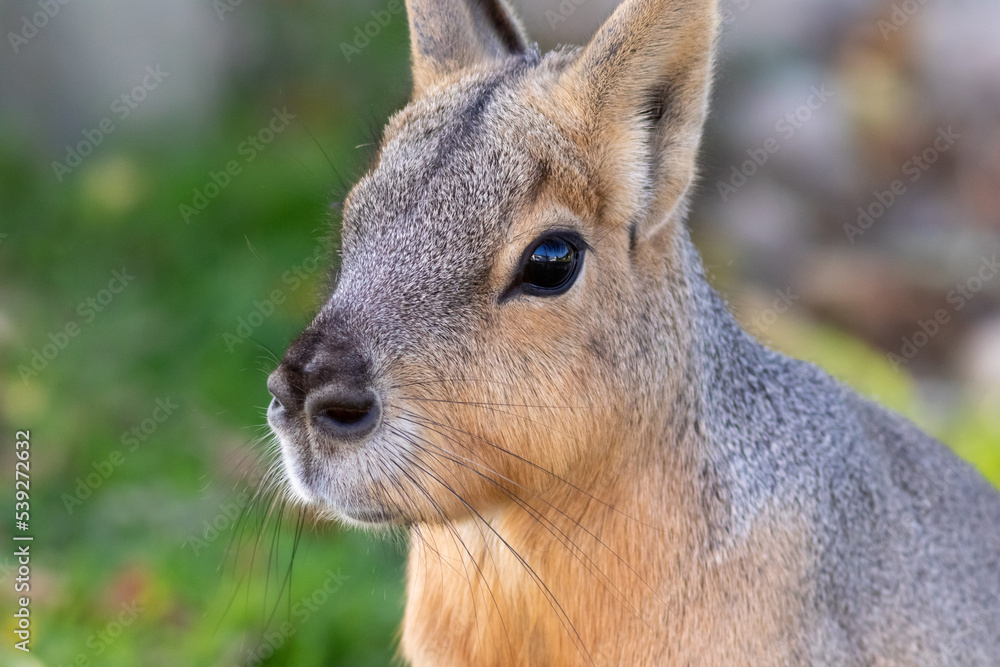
[
  {"left": 401, "top": 375, "right": 713, "bottom": 661},
  {"left": 401, "top": 447, "right": 702, "bottom": 666}
]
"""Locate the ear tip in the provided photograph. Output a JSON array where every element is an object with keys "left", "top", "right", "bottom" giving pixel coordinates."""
[{"left": 406, "top": 0, "right": 533, "bottom": 94}]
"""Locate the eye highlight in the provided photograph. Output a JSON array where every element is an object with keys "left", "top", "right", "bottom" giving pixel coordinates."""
[{"left": 502, "top": 231, "right": 586, "bottom": 301}]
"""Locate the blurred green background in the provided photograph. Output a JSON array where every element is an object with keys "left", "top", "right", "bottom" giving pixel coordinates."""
[{"left": 0, "top": 0, "right": 998, "bottom": 665}]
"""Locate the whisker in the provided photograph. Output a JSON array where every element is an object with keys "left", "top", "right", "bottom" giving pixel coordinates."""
[
  {"left": 400, "top": 411, "right": 659, "bottom": 590},
  {"left": 390, "top": 442, "right": 595, "bottom": 666},
  {"left": 395, "top": 396, "right": 591, "bottom": 465},
  {"left": 398, "top": 422, "right": 651, "bottom": 628},
  {"left": 399, "top": 409, "right": 661, "bottom": 531},
  {"left": 246, "top": 505, "right": 306, "bottom": 664},
  {"left": 399, "top": 395, "right": 582, "bottom": 411},
  {"left": 387, "top": 377, "right": 520, "bottom": 391},
  {"left": 383, "top": 439, "right": 502, "bottom": 653}
]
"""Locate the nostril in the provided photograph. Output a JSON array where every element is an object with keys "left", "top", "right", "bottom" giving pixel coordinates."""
[
  {"left": 267, "top": 395, "right": 289, "bottom": 428},
  {"left": 306, "top": 388, "right": 381, "bottom": 440},
  {"left": 320, "top": 403, "right": 370, "bottom": 425}
]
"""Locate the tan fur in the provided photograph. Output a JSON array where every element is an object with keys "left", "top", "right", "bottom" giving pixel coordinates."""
[{"left": 402, "top": 441, "right": 813, "bottom": 666}]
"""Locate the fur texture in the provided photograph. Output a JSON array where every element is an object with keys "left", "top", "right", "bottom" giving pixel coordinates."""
[{"left": 267, "top": 0, "right": 1000, "bottom": 664}]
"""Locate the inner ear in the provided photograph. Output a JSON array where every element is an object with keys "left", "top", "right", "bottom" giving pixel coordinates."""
[
  {"left": 640, "top": 79, "right": 676, "bottom": 131},
  {"left": 478, "top": 0, "right": 527, "bottom": 55},
  {"left": 553, "top": 0, "right": 720, "bottom": 242},
  {"left": 405, "top": 0, "right": 530, "bottom": 97}
]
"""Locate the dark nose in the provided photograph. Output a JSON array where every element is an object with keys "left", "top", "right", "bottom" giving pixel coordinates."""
[
  {"left": 267, "top": 325, "right": 381, "bottom": 441},
  {"left": 267, "top": 369, "right": 298, "bottom": 412}
]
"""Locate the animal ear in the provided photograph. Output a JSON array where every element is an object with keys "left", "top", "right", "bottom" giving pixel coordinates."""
[
  {"left": 556, "top": 0, "right": 719, "bottom": 242},
  {"left": 404, "top": 0, "right": 529, "bottom": 97}
]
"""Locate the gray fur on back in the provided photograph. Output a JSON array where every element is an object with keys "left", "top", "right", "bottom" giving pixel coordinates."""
[{"left": 685, "top": 237, "right": 1000, "bottom": 664}]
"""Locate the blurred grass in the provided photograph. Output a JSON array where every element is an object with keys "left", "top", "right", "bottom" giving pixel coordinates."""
[
  {"left": 0, "top": 3, "right": 413, "bottom": 664},
  {"left": 0, "top": 2, "right": 998, "bottom": 665},
  {"left": 0, "top": 116, "right": 411, "bottom": 665}
]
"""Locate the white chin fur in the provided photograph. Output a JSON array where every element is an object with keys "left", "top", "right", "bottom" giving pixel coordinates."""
[{"left": 276, "top": 435, "right": 320, "bottom": 505}]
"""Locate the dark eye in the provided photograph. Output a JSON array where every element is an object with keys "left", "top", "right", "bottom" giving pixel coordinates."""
[{"left": 509, "top": 233, "right": 585, "bottom": 298}]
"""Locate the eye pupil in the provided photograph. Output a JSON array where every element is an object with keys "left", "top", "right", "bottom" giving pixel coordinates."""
[{"left": 522, "top": 236, "right": 580, "bottom": 293}]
